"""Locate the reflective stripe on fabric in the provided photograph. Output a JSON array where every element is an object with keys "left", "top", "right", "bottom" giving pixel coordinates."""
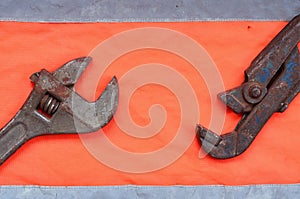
[
  {"left": 0, "top": 0, "right": 299, "bottom": 22},
  {"left": 0, "top": 185, "right": 300, "bottom": 199}
]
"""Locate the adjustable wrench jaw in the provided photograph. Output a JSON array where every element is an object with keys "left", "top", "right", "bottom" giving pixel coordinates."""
[
  {"left": 31, "top": 56, "right": 92, "bottom": 88},
  {"left": 196, "top": 14, "right": 300, "bottom": 159},
  {"left": 0, "top": 57, "right": 119, "bottom": 165},
  {"left": 30, "top": 68, "right": 118, "bottom": 134}
]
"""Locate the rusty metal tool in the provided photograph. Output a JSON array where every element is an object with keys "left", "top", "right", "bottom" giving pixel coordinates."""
[
  {"left": 196, "top": 14, "right": 300, "bottom": 159},
  {"left": 0, "top": 57, "right": 119, "bottom": 165}
]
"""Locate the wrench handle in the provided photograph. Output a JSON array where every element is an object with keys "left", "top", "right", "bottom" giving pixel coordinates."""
[{"left": 0, "top": 121, "right": 29, "bottom": 165}]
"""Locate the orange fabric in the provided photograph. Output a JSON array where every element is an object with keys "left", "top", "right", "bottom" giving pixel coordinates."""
[{"left": 0, "top": 21, "right": 299, "bottom": 186}]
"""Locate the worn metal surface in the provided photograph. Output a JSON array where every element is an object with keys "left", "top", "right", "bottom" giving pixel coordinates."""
[
  {"left": 0, "top": 57, "right": 119, "bottom": 165},
  {"left": 196, "top": 14, "right": 300, "bottom": 159}
]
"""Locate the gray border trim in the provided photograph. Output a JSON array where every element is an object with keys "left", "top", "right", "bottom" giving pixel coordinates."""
[
  {"left": 0, "top": 0, "right": 299, "bottom": 22},
  {"left": 0, "top": 184, "right": 299, "bottom": 198}
]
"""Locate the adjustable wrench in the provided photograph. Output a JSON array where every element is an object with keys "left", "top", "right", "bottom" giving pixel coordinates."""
[{"left": 0, "top": 57, "right": 119, "bottom": 165}]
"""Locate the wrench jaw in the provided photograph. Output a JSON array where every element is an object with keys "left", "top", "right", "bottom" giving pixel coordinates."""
[
  {"left": 94, "top": 76, "right": 119, "bottom": 130},
  {"left": 31, "top": 60, "right": 119, "bottom": 134},
  {"left": 218, "top": 86, "right": 252, "bottom": 114},
  {"left": 52, "top": 56, "right": 92, "bottom": 87},
  {"left": 196, "top": 125, "right": 238, "bottom": 159},
  {"left": 30, "top": 57, "right": 92, "bottom": 87},
  {"left": 51, "top": 76, "right": 119, "bottom": 134}
]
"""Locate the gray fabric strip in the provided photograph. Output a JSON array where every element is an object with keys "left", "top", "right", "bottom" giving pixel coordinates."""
[
  {"left": 0, "top": 0, "right": 299, "bottom": 22},
  {"left": 0, "top": 184, "right": 299, "bottom": 199}
]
